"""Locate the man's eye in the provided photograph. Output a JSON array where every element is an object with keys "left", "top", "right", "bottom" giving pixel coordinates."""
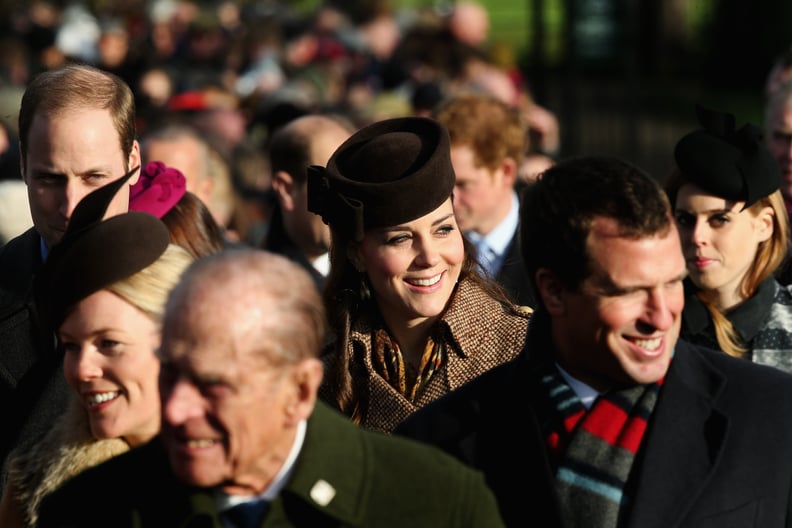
[{"left": 35, "top": 174, "right": 61, "bottom": 184}]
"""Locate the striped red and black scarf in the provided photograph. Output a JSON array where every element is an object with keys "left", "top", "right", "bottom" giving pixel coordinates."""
[{"left": 541, "top": 367, "right": 663, "bottom": 528}]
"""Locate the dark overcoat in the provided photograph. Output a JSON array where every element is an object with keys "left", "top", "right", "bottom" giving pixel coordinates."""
[
  {"left": 396, "top": 324, "right": 792, "bottom": 527},
  {"left": 261, "top": 205, "right": 325, "bottom": 292},
  {"left": 0, "top": 228, "right": 69, "bottom": 493},
  {"left": 495, "top": 229, "right": 534, "bottom": 309}
]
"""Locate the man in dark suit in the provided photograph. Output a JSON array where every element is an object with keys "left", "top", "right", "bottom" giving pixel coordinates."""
[
  {"left": 38, "top": 250, "right": 504, "bottom": 527},
  {"left": 396, "top": 155, "right": 792, "bottom": 527},
  {"left": 435, "top": 92, "right": 535, "bottom": 307},
  {"left": 0, "top": 64, "right": 141, "bottom": 492}
]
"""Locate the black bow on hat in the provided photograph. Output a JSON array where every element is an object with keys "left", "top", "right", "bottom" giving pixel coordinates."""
[
  {"left": 674, "top": 104, "right": 780, "bottom": 209},
  {"left": 35, "top": 166, "right": 171, "bottom": 332}
]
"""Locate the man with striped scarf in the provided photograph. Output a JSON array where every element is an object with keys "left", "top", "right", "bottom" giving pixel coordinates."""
[{"left": 396, "top": 155, "right": 792, "bottom": 527}]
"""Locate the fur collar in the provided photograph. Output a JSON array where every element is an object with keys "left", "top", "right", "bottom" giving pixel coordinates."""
[{"left": 5, "top": 396, "right": 129, "bottom": 526}]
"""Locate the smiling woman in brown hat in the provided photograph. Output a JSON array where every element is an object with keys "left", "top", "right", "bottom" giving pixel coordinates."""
[
  {"left": 307, "top": 116, "right": 531, "bottom": 433},
  {"left": 666, "top": 105, "right": 792, "bottom": 371},
  {"left": 0, "top": 172, "right": 194, "bottom": 527}
]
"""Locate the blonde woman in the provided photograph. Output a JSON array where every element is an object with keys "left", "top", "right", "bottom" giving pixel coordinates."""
[
  {"left": 666, "top": 106, "right": 792, "bottom": 371},
  {"left": 0, "top": 176, "right": 193, "bottom": 527}
]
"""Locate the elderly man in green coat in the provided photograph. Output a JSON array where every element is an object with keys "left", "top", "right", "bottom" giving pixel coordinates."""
[{"left": 37, "top": 250, "right": 504, "bottom": 528}]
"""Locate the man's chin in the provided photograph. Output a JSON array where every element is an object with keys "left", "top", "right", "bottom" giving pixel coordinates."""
[
  {"left": 171, "top": 463, "right": 221, "bottom": 488},
  {"left": 42, "top": 227, "right": 66, "bottom": 247}
]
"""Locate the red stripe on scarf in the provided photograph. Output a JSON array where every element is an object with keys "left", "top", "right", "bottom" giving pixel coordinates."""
[
  {"left": 548, "top": 408, "right": 586, "bottom": 455},
  {"left": 580, "top": 399, "right": 648, "bottom": 454},
  {"left": 578, "top": 377, "right": 665, "bottom": 454},
  {"left": 547, "top": 378, "right": 665, "bottom": 457},
  {"left": 582, "top": 399, "right": 636, "bottom": 450}
]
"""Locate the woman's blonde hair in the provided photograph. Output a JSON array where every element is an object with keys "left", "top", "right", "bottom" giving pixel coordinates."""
[
  {"left": 666, "top": 170, "right": 790, "bottom": 357},
  {"left": 107, "top": 244, "right": 194, "bottom": 324}
]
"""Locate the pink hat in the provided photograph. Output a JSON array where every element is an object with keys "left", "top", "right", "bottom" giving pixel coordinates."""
[{"left": 129, "top": 161, "right": 187, "bottom": 218}]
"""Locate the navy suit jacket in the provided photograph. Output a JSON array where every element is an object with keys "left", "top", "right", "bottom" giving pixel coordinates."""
[{"left": 396, "top": 333, "right": 792, "bottom": 527}]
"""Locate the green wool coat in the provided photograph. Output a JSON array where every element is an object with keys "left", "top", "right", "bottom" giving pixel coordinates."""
[{"left": 36, "top": 401, "right": 504, "bottom": 528}]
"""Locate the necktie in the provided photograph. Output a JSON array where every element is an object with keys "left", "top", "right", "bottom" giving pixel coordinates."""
[
  {"left": 476, "top": 239, "right": 497, "bottom": 277},
  {"left": 220, "top": 499, "right": 270, "bottom": 528}
]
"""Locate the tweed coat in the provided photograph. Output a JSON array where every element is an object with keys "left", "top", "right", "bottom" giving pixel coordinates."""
[
  {"left": 682, "top": 277, "right": 792, "bottom": 373},
  {"left": 319, "top": 277, "right": 531, "bottom": 433},
  {"left": 395, "top": 315, "right": 792, "bottom": 528},
  {"left": 36, "top": 401, "right": 505, "bottom": 528},
  {"left": 0, "top": 228, "right": 70, "bottom": 494}
]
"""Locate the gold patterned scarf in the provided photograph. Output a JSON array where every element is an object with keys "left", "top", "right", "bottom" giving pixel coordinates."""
[{"left": 371, "top": 326, "right": 446, "bottom": 402}]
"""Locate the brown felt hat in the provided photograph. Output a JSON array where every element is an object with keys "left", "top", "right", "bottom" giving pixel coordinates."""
[
  {"left": 35, "top": 166, "right": 170, "bottom": 331},
  {"left": 306, "top": 116, "right": 455, "bottom": 241},
  {"left": 674, "top": 105, "right": 780, "bottom": 209}
]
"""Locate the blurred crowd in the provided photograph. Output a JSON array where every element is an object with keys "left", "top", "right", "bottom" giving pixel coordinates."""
[
  {"left": 0, "top": 0, "right": 560, "bottom": 246},
  {"left": 9, "top": 4, "right": 792, "bottom": 527}
]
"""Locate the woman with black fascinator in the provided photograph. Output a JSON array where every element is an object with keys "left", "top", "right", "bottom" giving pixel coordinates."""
[{"left": 666, "top": 105, "right": 792, "bottom": 370}]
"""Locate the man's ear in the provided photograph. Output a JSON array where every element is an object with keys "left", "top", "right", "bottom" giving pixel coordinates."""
[
  {"left": 272, "top": 171, "right": 296, "bottom": 211},
  {"left": 535, "top": 268, "right": 566, "bottom": 316},
  {"left": 127, "top": 140, "right": 142, "bottom": 186},
  {"left": 500, "top": 156, "right": 518, "bottom": 188},
  {"left": 285, "top": 358, "right": 323, "bottom": 426}
]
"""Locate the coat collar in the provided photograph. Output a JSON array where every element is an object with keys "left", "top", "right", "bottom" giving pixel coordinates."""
[
  {"left": 175, "top": 402, "right": 372, "bottom": 527},
  {"left": 682, "top": 277, "right": 777, "bottom": 344},
  {"left": 349, "top": 276, "right": 488, "bottom": 361},
  {"left": 272, "top": 401, "right": 372, "bottom": 526},
  {"left": 626, "top": 339, "right": 729, "bottom": 527}
]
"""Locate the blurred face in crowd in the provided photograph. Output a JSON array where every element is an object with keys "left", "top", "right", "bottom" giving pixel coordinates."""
[
  {"left": 354, "top": 198, "right": 464, "bottom": 331},
  {"left": 23, "top": 108, "right": 140, "bottom": 249},
  {"left": 60, "top": 290, "right": 161, "bottom": 447},
  {"left": 450, "top": 144, "right": 514, "bottom": 236},
  {"left": 144, "top": 135, "right": 213, "bottom": 209},
  {"left": 673, "top": 183, "right": 773, "bottom": 309},
  {"left": 541, "top": 216, "right": 686, "bottom": 391},
  {"left": 765, "top": 102, "right": 792, "bottom": 203},
  {"left": 274, "top": 118, "right": 350, "bottom": 261}
]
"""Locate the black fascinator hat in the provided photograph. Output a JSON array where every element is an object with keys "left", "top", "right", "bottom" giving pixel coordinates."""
[
  {"left": 306, "top": 116, "right": 456, "bottom": 241},
  {"left": 35, "top": 167, "right": 170, "bottom": 331},
  {"left": 674, "top": 104, "right": 780, "bottom": 209}
]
